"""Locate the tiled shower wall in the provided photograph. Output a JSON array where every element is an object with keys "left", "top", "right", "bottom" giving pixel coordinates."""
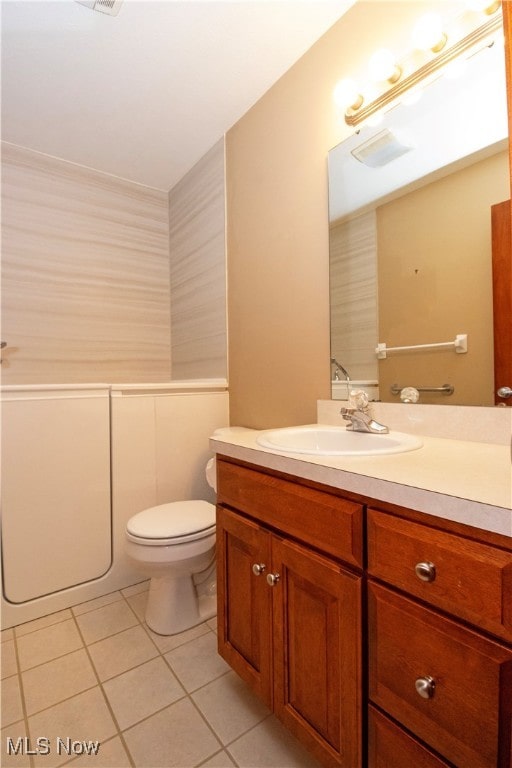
[
  {"left": 169, "top": 139, "right": 227, "bottom": 380},
  {"left": 1, "top": 142, "right": 171, "bottom": 384}
]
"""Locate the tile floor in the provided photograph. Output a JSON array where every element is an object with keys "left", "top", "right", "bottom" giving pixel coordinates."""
[{"left": 1, "top": 581, "right": 320, "bottom": 768}]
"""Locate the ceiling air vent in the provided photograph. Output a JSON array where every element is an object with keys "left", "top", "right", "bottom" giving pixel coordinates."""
[
  {"left": 351, "top": 129, "right": 413, "bottom": 168},
  {"left": 75, "top": 0, "right": 123, "bottom": 16}
]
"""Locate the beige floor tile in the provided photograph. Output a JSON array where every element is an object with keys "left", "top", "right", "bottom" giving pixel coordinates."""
[
  {"left": 227, "top": 716, "right": 321, "bottom": 768},
  {"left": 125, "top": 592, "right": 147, "bottom": 622},
  {"left": 1, "top": 721, "right": 30, "bottom": 768},
  {"left": 199, "top": 751, "right": 236, "bottom": 767},
  {"left": 192, "top": 670, "right": 270, "bottom": 745},
  {"left": 17, "top": 621, "right": 83, "bottom": 672},
  {"left": 102, "top": 656, "right": 184, "bottom": 730},
  {"left": 145, "top": 620, "right": 210, "bottom": 654},
  {"left": 1, "top": 675, "right": 24, "bottom": 728},
  {"left": 72, "top": 592, "right": 122, "bottom": 618},
  {"left": 123, "top": 697, "right": 220, "bottom": 767},
  {"left": 88, "top": 625, "right": 158, "bottom": 682},
  {"left": 1, "top": 628, "right": 14, "bottom": 643},
  {"left": 75, "top": 601, "right": 138, "bottom": 645},
  {"left": 1, "top": 640, "right": 18, "bottom": 679},
  {"left": 22, "top": 649, "right": 97, "bottom": 716},
  {"left": 164, "top": 632, "right": 230, "bottom": 693},
  {"left": 64, "top": 735, "right": 130, "bottom": 767},
  {"left": 28, "top": 687, "right": 117, "bottom": 768},
  {"left": 15, "top": 610, "right": 72, "bottom": 638},
  {"left": 121, "top": 580, "right": 149, "bottom": 598}
]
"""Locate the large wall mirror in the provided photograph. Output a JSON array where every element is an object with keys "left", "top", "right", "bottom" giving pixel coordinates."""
[{"left": 328, "top": 21, "right": 509, "bottom": 406}]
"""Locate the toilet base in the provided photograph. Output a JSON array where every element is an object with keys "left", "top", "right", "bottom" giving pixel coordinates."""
[{"left": 145, "top": 573, "right": 217, "bottom": 636}]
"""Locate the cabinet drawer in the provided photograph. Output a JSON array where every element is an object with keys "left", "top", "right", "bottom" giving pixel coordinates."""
[
  {"left": 217, "top": 459, "right": 363, "bottom": 568},
  {"left": 368, "top": 583, "right": 512, "bottom": 768},
  {"left": 367, "top": 508, "right": 512, "bottom": 642},
  {"left": 368, "top": 706, "right": 450, "bottom": 768}
]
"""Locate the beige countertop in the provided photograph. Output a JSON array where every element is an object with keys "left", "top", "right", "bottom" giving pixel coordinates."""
[{"left": 210, "top": 426, "right": 512, "bottom": 538}]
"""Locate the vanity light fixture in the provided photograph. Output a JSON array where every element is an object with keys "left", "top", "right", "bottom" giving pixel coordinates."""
[{"left": 337, "top": 2, "right": 502, "bottom": 128}]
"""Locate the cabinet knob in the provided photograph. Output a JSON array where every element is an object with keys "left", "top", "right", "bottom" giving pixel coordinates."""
[
  {"left": 415, "top": 676, "right": 436, "bottom": 699},
  {"left": 266, "top": 573, "right": 280, "bottom": 586},
  {"left": 415, "top": 561, "right": 436, "bottom": 582},
  {"left": 252, "top": 563, "right": 266, "bottom": 576}
]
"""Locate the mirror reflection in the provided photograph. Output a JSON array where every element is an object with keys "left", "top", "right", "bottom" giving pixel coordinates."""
[{"left": 328, "top": 33, "right": 509, "bottom": 405}]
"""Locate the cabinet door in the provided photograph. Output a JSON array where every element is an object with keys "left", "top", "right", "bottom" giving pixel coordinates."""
[
  {"left": 272, "top": 536, "right": 362, "bottom": 768},
  {"left": 216, "top": 506, "right": 273, "bottom": 706}
]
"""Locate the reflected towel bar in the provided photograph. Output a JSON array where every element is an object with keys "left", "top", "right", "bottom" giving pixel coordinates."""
[
  {"left": 390, "top": 384, "right": 454, "bottom": 395},
  {"left": 376, "top": 334, "right": 467, "bottom": 359}
]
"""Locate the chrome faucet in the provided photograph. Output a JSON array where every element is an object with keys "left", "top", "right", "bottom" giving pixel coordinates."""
[
  {"left": 340, "top": 390, "right": 389, "bottom": 434},
  {"left": 340, "top": 407, "right": 389, "bottom": 434}
]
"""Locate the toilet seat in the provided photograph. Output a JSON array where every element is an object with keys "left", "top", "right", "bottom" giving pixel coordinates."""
[{"left": 126, "top": 500, "right": 216, "bottom": 546}]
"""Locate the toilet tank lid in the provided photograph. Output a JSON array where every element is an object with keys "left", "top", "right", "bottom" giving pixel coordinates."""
[{"left": 127, "top": 500, "right": 216, "bottom": 540}]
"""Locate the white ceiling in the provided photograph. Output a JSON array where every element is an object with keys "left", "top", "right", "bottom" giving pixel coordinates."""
[{"left": 1, "top": 0, "right": 355, "bottom": 190}]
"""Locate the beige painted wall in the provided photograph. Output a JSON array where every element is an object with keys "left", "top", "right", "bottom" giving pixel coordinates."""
[
  {"left": 378, "top": 150, "right": 509, "bottom": 406},
  {"left": 225, "top": 0, "right": 456, "bottom": 428}
]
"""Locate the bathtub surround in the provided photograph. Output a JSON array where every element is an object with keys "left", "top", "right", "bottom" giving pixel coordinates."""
[
  {"left": 1, "top": 138, "right": 228, "bottom": 384},
  {"left": 169, "top": 139, "right": 227, "bottom": 381},
  {"left": 329, "top": 210, "right": 379, "bottom": 385},
  {"left": 2, "top": 387, "right": 112, "bottom": 606},
  {"left": 1, "top": 383, "right": 229, "bottom": 629},
  {"left": 1, "top": 143, "right": 171, "bottom": 384}
]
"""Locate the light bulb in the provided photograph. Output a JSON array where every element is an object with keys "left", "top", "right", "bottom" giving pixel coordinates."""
[
  {"left": 466, "top": 0, "right": 501, "bottom": 14},
  {"left": 368, "top": 48, "right": 402, "bottom": 84},
  {"left": 412, "top": 13, "right": 447, "bottom": 52},
  {"left": 333, "top": 78, "right": 364, "bottom": 111}
]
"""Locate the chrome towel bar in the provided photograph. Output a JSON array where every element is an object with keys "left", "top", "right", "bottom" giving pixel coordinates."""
[{"left": 391, "top": 384, "right": 454, "bottom": 395}]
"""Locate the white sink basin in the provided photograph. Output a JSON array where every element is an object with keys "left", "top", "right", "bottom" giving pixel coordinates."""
[{"left": 256, "top": 424, "right": 423, "bottom": 456}]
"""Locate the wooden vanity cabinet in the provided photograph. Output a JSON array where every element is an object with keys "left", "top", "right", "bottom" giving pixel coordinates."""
[
  {"left": 216, "top": 458, "right": 363, "bottom": 768},
  {"left": 216, "top": 458, "right": 512, "bottom": 768},
  {"left": 367, "top": 507, "right": 512, "bottom": 768}
]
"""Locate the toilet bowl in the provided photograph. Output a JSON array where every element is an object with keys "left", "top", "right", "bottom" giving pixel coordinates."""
[{"left": 125, "top": 462, "right": 218, "bottom": 635}]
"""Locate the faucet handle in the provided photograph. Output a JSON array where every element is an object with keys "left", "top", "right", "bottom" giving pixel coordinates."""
[{"left": 349, "top": 389, "right": 370, "bottom": 411}]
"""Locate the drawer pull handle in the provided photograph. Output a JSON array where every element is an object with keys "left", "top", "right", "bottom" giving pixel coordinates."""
[
  {"left": 415, "top": 676, "right": 436, "bottom": 699},
  {"left": 266, "top": 573, "right": 280, "bottom": 586},
  {"left": 252, "top": 563, "right": 266, "bottom": 576},
  {"left": 415, "top": 561, "right": 436, "bottom": 582}
]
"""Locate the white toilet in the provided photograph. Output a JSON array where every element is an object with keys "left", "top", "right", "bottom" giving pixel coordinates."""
[{"left": 125, "top": 462, "right": 217, "bottom": 636}]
